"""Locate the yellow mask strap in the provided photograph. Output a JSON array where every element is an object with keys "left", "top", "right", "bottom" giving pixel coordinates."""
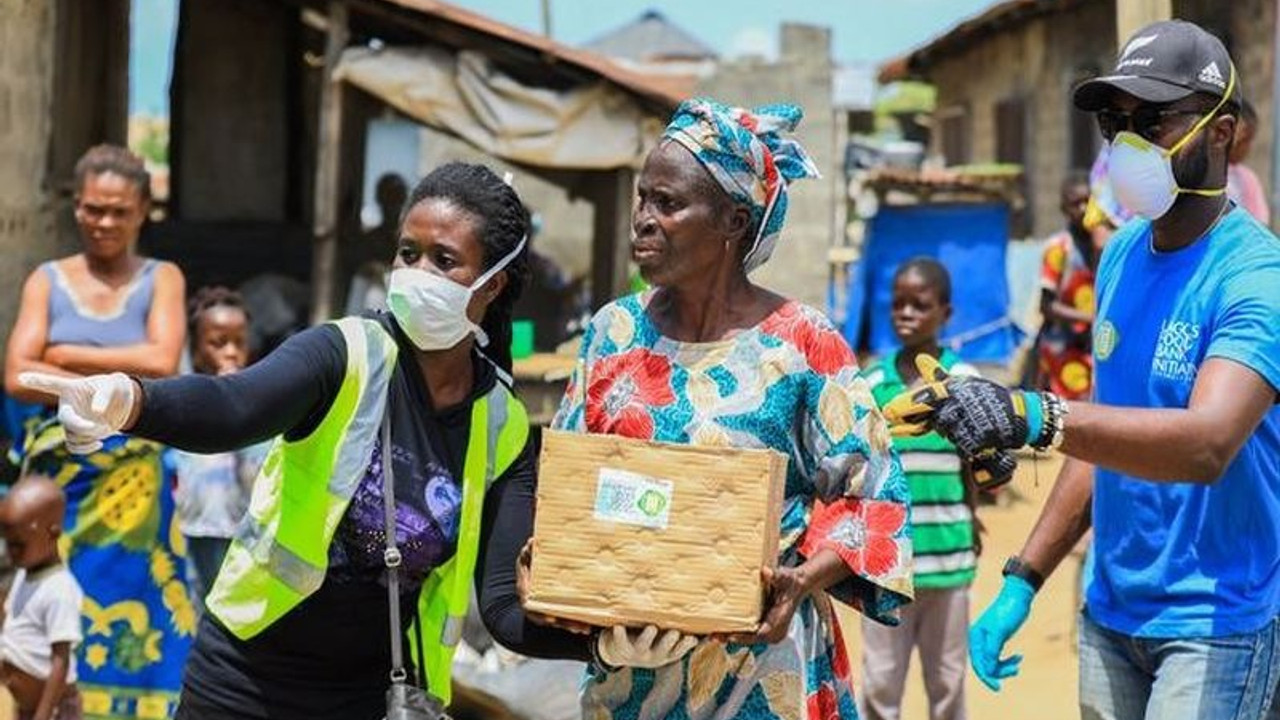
[
  {"left": 1165, "top": 62, "right": 1235, "bottom": 197},
  {"left": 1182, "top": 186, "right": 1228, "bottom": 197},
  {"left": 1167, "top": 62, "right": 1236, "bottom": 157}
]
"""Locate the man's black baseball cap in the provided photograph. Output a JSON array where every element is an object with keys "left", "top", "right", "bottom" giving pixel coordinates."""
[{"left": 1073, "top": 20, "right": 1242, "bottom": 111}]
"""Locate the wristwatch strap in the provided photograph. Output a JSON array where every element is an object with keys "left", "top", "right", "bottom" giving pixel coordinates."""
[{"left": 1002, "top": 556, "right": 1046, "bottom": 592}]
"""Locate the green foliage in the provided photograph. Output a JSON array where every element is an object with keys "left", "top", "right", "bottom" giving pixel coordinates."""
[
  {"left": 873, "top": 81, "right": 937, "bottom": 138},
  {"left": 947, "top": 163, "right": 1023, "bottom": 176},
  {"left": 875, "top": 82, "right": 936, "bottom": 115},
  {"left": 128, "top": 115, "right": 170, "bottom": 166},
  {"left": 134, "top": 131, "right": 168, "bottom": 165}
]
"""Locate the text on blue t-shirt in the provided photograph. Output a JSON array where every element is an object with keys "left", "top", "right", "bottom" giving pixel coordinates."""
[{"left": 1088, "top": 206, "right": 1280, "bottom": 638}]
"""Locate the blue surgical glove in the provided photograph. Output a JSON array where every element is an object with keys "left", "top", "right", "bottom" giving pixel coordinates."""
[{"left": 969, "top": 575, "right": 1035, "bottom": 691}]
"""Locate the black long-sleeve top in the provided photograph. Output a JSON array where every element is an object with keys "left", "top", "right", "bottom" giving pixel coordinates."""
[{"left": 133, "top": 313, "right": 587, "bottom": 719}]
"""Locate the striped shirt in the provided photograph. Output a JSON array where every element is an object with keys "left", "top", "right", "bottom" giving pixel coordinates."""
[{"left": 864, "top": 350, "right": 978, "bottom": 589}]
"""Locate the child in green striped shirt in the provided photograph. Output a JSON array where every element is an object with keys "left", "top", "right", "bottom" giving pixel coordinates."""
[{"left": 859, "top": 258, "right": 983, "bottom": 720}]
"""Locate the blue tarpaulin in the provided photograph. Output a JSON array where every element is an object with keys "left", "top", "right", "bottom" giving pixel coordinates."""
[{"left": 837, "top": 203, "right": 1023, "bottom": 364}]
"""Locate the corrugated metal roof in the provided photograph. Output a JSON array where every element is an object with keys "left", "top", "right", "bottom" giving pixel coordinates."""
[
  {"left": 583, "top": 10, "right": 718, "bottom": 63},
  {"left": 372, "top": 0, "right": 693, "bottom": 109}
]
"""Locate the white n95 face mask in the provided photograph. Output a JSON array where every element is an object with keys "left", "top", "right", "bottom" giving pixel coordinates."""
[
  {"left": 1107, "top": 64, "right": 1236, "bottom": 220},
  {"left": 387, "top": 235, "right": 526, "bottom": 351}
]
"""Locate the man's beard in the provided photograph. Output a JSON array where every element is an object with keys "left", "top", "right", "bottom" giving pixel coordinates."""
[{"left": 1172, "top": 134, "right": 1211, "bottom": 189}]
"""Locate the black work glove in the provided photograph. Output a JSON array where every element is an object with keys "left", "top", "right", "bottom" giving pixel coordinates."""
[
  {"left": 968, "top": 448, "right": 1018, "bottom": 491},
  {"left": 929, "top": 378, "right": 1034, "bottom": 457},
  {"left": 882, "top": 355, "right": 1037, "bottom": 482}
]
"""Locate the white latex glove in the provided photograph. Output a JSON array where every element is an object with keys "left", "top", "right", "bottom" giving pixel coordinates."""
[
  {"left": 19, "top": 372, "right": 138, "bottom": 454},
  {"left": 596, "top": 625, "right": 698, "bottom": 670}
]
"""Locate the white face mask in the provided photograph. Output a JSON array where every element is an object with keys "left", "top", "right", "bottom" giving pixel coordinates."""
[
  {"left": 1107, "top": 64, "right": 1235, "bottom": 220},
  {"left": 387, "top": 235, "right": 526, "bottom": 351}
]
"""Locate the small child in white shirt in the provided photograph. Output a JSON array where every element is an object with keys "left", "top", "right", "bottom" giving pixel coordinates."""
[{"left": 0, "top": 475, "right": 83, "bottom": 720}]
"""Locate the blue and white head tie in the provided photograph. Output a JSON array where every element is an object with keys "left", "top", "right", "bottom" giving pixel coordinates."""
[{"left": 662, "top": 98, "right": 821, "bottom": 272}]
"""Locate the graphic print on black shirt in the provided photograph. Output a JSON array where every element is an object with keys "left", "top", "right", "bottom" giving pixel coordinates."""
[{"left": 328, "top": 438, "right": 463, "bottom": 586}]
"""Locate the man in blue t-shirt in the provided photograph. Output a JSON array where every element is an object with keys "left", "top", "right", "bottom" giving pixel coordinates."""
[{"left": 884, "top": 20, "right": 1280, "bottom": 720}]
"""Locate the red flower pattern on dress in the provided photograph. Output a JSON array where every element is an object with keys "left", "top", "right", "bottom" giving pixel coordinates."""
[
  {"left": 800, "top": 497, "right": 906, "bottom": 579},
  {"left": 760, "top": 303, "right": 854, "bottom": 376},
  {"left": 806, "top": 684, "right": 840, "bottom": 720},
  {"left": 584, "top": 349, "right": 676, "bottom": 439},
  {"left": 829, "top": 616, "right": 851, "bottom": 679}
]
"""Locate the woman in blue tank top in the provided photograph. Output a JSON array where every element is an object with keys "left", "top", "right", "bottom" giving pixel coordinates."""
[{"left": 3, "top": 145, "right": 189, "bottom": 719}]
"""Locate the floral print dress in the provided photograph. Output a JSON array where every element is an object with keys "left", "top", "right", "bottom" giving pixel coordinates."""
[
  {"left": 553, "top": 292, "right": 913, "bottom": 720},
  {"left": 1037, "top": 231, "right": 1096, "bottom": 400}
]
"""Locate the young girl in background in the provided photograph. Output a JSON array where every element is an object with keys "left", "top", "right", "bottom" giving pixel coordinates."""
[{"left": 169, "top": 288, "right": 267, "bottom": 605}]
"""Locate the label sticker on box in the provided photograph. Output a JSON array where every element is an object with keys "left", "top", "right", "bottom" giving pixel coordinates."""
[{"left": 594, "top": 469, "right": 673, "bottom": 529}]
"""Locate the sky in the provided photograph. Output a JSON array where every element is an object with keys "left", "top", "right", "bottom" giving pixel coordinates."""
[
  {"left": 130, "top": 0, "right": 179, "bottom": 116},
  {"left": 129, "top": 0, "right": 997, "bottom": 116},
  {"left": 451, "top": 0, "right": 995, "bottom": 64}
]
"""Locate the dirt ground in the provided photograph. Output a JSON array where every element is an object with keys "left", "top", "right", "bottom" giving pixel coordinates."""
[{"left": 840, "top": 452, "right": 1083, "bottom": 720}]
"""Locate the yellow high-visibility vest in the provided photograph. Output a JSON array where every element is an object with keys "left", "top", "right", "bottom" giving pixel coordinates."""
[{"left": 206, "top": 317, "right": 528, "bottom": 703}]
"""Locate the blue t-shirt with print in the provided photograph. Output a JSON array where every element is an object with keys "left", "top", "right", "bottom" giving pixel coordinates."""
[{"left": 1088, "top": 206, "right": 1280, "bottom": 638}]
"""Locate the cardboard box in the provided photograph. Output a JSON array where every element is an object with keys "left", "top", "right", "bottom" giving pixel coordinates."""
[{"left": 526, "top": 430, "right": 787, "bottom": 635}]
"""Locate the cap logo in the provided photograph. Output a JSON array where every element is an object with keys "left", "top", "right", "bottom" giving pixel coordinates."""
[
  {"left": 1116, "top": 34, "right": 1158, "bottom": 69},
  {"left": 1199, "top": 61, "right": 1225, "bottom": 88},
  {"left": 1122, "top": 34, "right": 1159, "bottom": 58}
]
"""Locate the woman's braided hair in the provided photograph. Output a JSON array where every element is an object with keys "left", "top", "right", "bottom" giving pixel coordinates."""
[
  {"left": 402, "top": 162, "right": 530, "bottom": 373},
  {"left": 187, "top": 286, "right": 249, "bottom": 352}
]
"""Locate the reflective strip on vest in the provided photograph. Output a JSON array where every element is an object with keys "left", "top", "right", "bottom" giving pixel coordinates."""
[
  {"left": 233, "top": 519, "right": 322, "bottom": 597},
  {"left": 418, "top": 382, "right": 528, "bottom": 704},
  {"left": 440, "top": 614, "right": 465, "bottom": 648},
  {"left": 207, "top": 317, "right": 398, "bottom": 639},
  {"left": 326, "top": 322, "right": 397, "bottom": 499},
  {"left": 206, "top": 316, "right": 529, "bottom": 705}
]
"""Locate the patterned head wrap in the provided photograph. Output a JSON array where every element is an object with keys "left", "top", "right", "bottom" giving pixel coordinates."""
[{"left": 662, "top": 98, "right": 821, "bottom": 272}]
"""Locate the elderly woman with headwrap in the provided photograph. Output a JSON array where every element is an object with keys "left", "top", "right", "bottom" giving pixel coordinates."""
[{"left": 544, "top": 99, "right": 914, "bottom": 718}]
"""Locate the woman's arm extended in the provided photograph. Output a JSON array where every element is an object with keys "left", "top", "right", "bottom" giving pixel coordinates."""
[{"left": 129, "top": 324, "right": 346, "bottom": 452}]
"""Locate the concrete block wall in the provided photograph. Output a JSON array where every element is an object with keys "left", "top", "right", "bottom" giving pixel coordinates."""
[
  {"left": 926, "top": 0, "right": 1280, "bottom": 238},
  {"left": 928, "top": 0, "right": 1115, "bottom": 239},
  {"left": 0, "top": 0, "right": 58, "bottom": 354},
  {"left": 1028, "top": 1, "right": 1115, "bottom": 238},
  {"left": 698, "top": 23, "right": 836, "bottom": 308}
]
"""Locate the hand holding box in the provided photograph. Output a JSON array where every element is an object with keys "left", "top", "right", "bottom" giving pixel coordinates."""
[{"left": 526, "top": 430, "right": 787, "bottom": 635}]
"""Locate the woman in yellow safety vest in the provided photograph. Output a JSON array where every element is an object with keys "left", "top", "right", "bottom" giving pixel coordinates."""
[{"left": 21, "top": 162, "right": 599, "bottom": 719}]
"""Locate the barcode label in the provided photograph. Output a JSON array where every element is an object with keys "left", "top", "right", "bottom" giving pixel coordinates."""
[{"left": 593, "top": 468, "right": 673, "bottom": 530}]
